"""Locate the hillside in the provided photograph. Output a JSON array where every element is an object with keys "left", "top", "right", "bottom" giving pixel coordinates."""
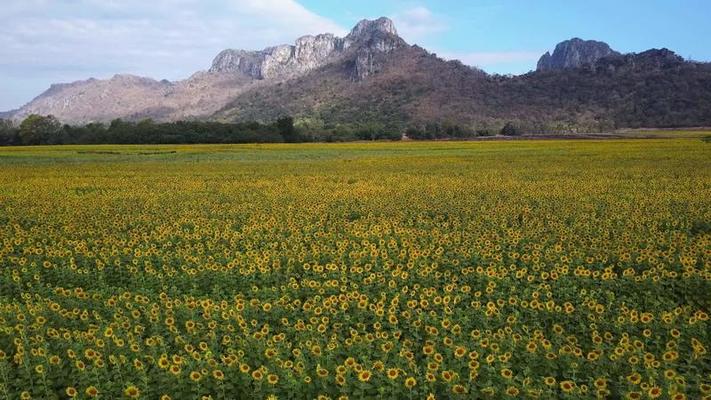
[
  {"left": 4, "top": 17, "right": 711, "bottom": 133},
  {"left": 5, "top": 18, "right": 405, "bottom": 125},
  {"left": 216, "top": 43, "right": 711, "bottom": 132}
]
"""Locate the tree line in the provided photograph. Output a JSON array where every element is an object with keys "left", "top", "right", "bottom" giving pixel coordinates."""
[
  {"left": 0, "top": 114, "right": 565, "bottom": 147},
  {"left": 0, "top": 115, "right": 306, "bottom": 146}
]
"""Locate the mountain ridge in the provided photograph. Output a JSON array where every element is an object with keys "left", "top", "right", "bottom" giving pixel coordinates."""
[
  {"left": 4, "top": 18, "right": 711, "bottom": 131},
  {"left": 537, "top": 38, "right": 620, "bottom": 71},
  {"left": 5, "top": 17, "right": 408, "bottom": 124}
]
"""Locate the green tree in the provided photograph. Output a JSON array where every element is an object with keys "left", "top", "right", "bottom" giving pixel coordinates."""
[
  {"left": 277, "top": 116, "right": 299, "bottom": 143},
  {"left": 501, "top": 122, "right": 521, "bottom": 136},
  {"left": 19, "top": 114, "right": 62, "bottom": 145},
  {"left": 0, "top": 119, "right": 19, "bottom": 146}
]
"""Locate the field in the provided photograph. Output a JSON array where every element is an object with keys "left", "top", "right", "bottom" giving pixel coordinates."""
[{"left": 0, "top": 139, "right": 710, "bottom": 400}]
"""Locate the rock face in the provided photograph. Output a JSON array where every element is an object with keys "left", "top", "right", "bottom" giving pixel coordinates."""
[
  {"left": 7, "top": 17, "right": 407, "bottom": 123},
  {"left": 537, "top": 38, "right": 619, "bottom": 71},
  {"left": 347, "top": 18, "right": 407, "bottom": 79},
  {"left": 209, "top": 34, "right": 346, "bottom": 80},
  {"left": 209, "top": 17, "right": 405, "bottom": 81},
  {"left": 594, "top": 48, "right": 685, "bottom": 73}
]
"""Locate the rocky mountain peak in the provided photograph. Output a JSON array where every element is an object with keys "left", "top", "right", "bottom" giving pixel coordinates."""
[
  {"left": 347, "top": 17, "right": 398, "bottom": 40},
  {"left": 208, "top": 17, "right": 406, "bottom": 82},
  {"left": 537, "top": 38, "right": 619, "bottom": 71},
  {"left": 342, "top": 18, "right": 407, "bottom": 80}
]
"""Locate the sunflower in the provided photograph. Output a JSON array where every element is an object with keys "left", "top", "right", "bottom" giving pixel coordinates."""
[
  {"left": 454, "top": 347, "right": 467, "bottom": 358},
  {"left": 560, "top": 380, "right": 575, "bottom": 393},
  {"left": 124, "top": 385, "right": 140, "bottom": 399},
  {"left": 85, "top": 386, "right": 99, "bottom": 398},
  {"left": 190, "top": 371, "right": 202, "bottom": 382},
  {"left": 627, "top": 372, "right": 642, "bottom": 385},
  {"left": 316, "top": 367, "right": 329, "bottom": 378},
  {"left": 66, "top": 387, "right": 78, "bottom": 398},
  {"left": 267, "top": 374, "right": 279, "bottom": 384},
  {"left": 358, "top": 370, "right": 372, "bottom": 382},
  {"left": 336, "top": 374, "right": 346, "bottom": 386},
  {"left": 442, "top": 370, "right": 454, "bottom": 382},
  {"left": 405, "top": 377, "right": 417, "bottom": 389},
  {"left": 594, "top": 378, "right": 607, "bottom": 388},
  {"left": 452, "top": 385, "right": 467, "bottom": 394},
  {"left": 505, "top": 387, "right": 519, "bottom": 396},
  {"left": 648, "top": 387, "right": 662, "bottom": 399},
  {"left": 387, "top": 368, "right": 399, "bottom": 380}
]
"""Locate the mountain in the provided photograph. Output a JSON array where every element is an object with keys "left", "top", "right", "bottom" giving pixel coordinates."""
[
  {"left": 4, "top": 19, "right": 711, "bottom": 132},
  {"left": 8, "top": 71, "right": 259, "bottom": 125},
  {"left": 209, "top": 17, "right": 404, "bottom": 81},
  {"left": 510, "top": 49, "right": 711, "bottom": 129},
  {"left": 6, "top": 18, "right": 405, "bottom": 125},
  {"left": 214, "top": 38, "right": 711, "bottom": 131},
  {"left": 537, "top": 38, "right": 620, "bottom": 71}
]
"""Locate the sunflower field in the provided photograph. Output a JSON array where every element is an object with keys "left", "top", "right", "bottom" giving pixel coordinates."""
[{"left": 0, "top": 139, "right": 709, "bottom": 400}]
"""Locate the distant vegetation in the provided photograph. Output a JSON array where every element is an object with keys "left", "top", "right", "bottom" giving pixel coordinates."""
[
  {"left": 0, "top": 114, "right": 610, "bottom": 146},
  {"left": 1, "top": 115, "right": 500, "bottom": 145},
  {"left": 0, "top": 112, "right": 707, "bottom": 147},
  {"left": 0, "top": 115, "right": 312, "bottom": 146}
]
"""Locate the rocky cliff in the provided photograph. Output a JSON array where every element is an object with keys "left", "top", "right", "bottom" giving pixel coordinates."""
[
  {"left": 537, "top": 38, "right": 619, "bottom": 71},
  {"left": 7, "top": 18, "right": 406, "bottom": 124},
  {"left": 209, "top": 17, "right": 405, "bottom": 81}
]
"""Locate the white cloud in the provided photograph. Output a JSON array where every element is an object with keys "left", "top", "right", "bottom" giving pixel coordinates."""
[
  {"left": 392, "top": 6, "right": 448, "bottom": 42},
  {"left": 0, "top": 0, "right": 346, "bottom": 110}
]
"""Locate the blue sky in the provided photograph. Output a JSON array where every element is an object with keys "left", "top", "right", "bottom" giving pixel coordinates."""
[
  {"left": 305, "top": 0, "right": 711, "bottom": 69},
  {"left": 1, "top": 0, "right": 710, "bottom": 111}
]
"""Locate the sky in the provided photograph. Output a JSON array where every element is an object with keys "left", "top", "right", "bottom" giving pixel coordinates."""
[{"left": 1, "top": 0, "right": 710, "bottom": 111}]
